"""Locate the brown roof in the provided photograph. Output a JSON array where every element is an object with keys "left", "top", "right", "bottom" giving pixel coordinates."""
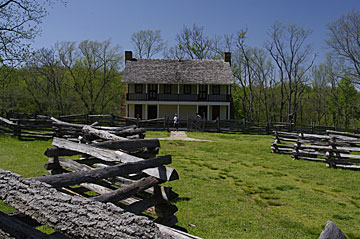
[{"left": 122, "top": 59, "right": 234, "bottom": 85}]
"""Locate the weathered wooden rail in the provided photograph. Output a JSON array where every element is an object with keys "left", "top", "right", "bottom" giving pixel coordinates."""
[
  {"left": 272, "top": 130, "right": 360, "bottom": 170},
  {"left": 0, "top": 169, "right": 201, "bottom": 239},
  {"left": 0, "top": 118, "right": 202, "bottom": 238}
]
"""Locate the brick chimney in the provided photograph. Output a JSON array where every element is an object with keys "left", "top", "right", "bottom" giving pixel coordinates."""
[
  {"left": 223, "top": 52, "right": 231, "bottom": 66},
  {"left": 125, "top": 51, "right": 133, "bottom": 64}
]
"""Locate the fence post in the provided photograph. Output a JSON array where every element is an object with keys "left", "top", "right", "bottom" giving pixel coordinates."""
[
  {"left": 186, "top": 116, "right": 189, "bottom": 132},
  {"left": 110, "top": 114, "right": 115, "bottom": 127},
  {"left": 266, "top": 120, "right": 271, "bottom": 135},
  {"left": 167, "top": 116, "right": 170, "bottom": 132},
  {"left": 85, "top": 114, "right": 89, "bottom": 125},
  {"left": 311, "top": 121, "right": 315, "bottom": 134},
  {"left": 242, "top": 118, "right": 246, "bottom": 133},
  {"left": 13, "top": 123, "right": 21, "bottom": 139},
  {"left": 202, "top": 117, "right": 206, "bottom": 132},
  {"left": 162, "top": 117, "right": 165, "bottom": 131},
  {"left": 216, "top": 117, "right": 220, "bottom": 133}
]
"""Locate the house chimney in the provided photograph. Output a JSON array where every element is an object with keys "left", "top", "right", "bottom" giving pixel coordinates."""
[
  {"left": 125, "top": 51, "right": 133, "bottom": 64},
  {"left": 223, "top": 52, "right": 231, "bottom": 66}
]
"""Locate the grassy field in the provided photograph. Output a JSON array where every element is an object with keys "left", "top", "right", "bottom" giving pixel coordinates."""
[{"left": 1, "top": 132, "right": 360, "bottom": 238}]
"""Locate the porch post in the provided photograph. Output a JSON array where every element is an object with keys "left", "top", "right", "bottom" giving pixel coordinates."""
[
  {"left": 145, "top": 104, "right": 148, "bottom": 120},
  {"left": 207, "top": 105, "right": 210, "bottom": 120},
  {"left": 145, "top": 84, "right": 148, "bottom": 94},
  {"left": 157, "top": 104, "right": 160, "bottom": 119},
  {"left": 227, "top": 105, "right": 230, "bottom": 120}
]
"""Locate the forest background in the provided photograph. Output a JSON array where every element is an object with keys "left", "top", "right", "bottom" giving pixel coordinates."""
[{"left": 0, "top": 1, "right": 359, "bottom": 128}]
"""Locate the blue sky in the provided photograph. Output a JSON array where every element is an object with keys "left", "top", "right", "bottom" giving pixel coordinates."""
[{"left": 33, "top": 0, "right": 360, "bottom": 63}]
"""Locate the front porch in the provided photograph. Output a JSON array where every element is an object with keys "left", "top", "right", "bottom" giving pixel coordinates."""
[{"left": 126, "top": 103, "right": 230, "bottom": 120}]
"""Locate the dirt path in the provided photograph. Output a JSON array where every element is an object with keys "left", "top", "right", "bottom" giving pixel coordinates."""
[{"left": 158, "top": 131, "right": 214, "bottom": 142}]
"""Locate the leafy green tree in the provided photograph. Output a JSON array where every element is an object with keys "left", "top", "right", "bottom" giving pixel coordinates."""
[
  {"left": 25, "top": 46, "right": 69, "bottom": 115},
  {"left": 59, "top": 40, "right": 124, "bottom": 114},
  {"left": 336, "top": 78, "right": 359, "bottom": 128},
  {"left": 310, "top": 64, "right": 331, "bottom": 125}
]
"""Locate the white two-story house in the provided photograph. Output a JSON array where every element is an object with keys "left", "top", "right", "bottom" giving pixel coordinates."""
[{"left": 122, "top": 51, "right": 234, "bottom": 120}]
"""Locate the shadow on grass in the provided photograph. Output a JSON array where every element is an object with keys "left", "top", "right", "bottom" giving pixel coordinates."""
[{"left": 173, "top": 197, "right": 191, "bottom": 202}]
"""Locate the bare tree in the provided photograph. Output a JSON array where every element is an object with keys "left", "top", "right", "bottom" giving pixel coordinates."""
[
  {"left": 251, "top": 47, "right": 274, "bottom": 123},
  {"left": 234, "top": 32, "right": 256, "bottom": 121},
  {"left": 327, "top": 10, "right": 360, "bottom": 85},
  {"left": 130, "top": 30, "right": 165, "bottom": 59},
  {"left": 266, "top": 22, "right": 315, "bottom": 123},
  {"left": 0, "top": 0, "right": 60, "bottom": 64},
  {"left": 173, "top": 24, "right": 213, "bottom": 59},
  {"left": 211, "top": 33, "right": 235, "bottom": 57},
  {"left": 163, "top": 45, "right": 186, "bottom": 59}
]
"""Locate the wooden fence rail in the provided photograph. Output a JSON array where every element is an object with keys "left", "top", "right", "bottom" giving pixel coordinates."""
[
  {"left": 272, "top": 130, "right": 360, "bottom": 170},
  {"left": 0, "top": 169, "right": 200, "bottom": 239},
  {"left": 0, "top": 117, "right": 202, "bottom": 238},
  {"left": 1, "top": 112, "right": 359, "bottom": 139}
]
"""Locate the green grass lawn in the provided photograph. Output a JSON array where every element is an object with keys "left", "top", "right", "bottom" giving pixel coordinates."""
[{"left": 1, "top": 132, "right": 360, "bottom": 238}]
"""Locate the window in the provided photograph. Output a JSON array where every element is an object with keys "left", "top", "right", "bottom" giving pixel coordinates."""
[
  {"left": 164, "top": 84, "right": 171, "bottom": 94},
  {"left": 135, "top": 84, "right": 143, "bottom": 93},
  {"left": 184, "top": 84, "right": 192, "bottom": 94},
  {"left": 212, "top": 85, "right": 220, "bottom": 95}
]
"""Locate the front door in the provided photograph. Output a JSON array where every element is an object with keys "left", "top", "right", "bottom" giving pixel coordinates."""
[
  {"left": 134, "top": 104, "right": 142, "bottom": 119},
  {"left": 212, "top": 105, "right": 220, "bottom": 120},
  {"left": 199, "top": 85, "right": 207, "bottom": 101},
  {"left": 198, "top": 106, "right": 207, "bottom": 119},
  {"left": 148, "top": 105, "right": 157, "bottom": 119}
]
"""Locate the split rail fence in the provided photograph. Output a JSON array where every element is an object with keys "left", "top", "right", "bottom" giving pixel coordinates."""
[
  {"left": 1, "top": 112, "right": 359, "bottom": 139},
  {"left": 272, "top": 130, "right": 360, "bottom": 170},
  {"left": 0, "top": 117, "right": 201, "bottom": 238}
]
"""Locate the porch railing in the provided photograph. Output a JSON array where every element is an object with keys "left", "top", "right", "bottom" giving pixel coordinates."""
[{"left": 127, "top": 93, "right": 230, "bottom": 102}]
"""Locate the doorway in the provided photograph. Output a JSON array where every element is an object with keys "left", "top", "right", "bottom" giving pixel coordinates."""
[
  {"left": 148, "top": 105, "right": 157, "bottom": 119},
  {"left": 212, "top": 105, "right": 220, "bottom": 120},
  {"left": 148, "top": 84, "right": 158, "bottom": 100},
  {"left": 134, "top": 104, "right": 142, "bottom": 119},
  {"left": 198, "top": 106, "right": 207, "bottom": 119}
]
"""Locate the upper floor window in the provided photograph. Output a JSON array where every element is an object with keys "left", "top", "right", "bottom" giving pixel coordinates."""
[
  {"left": 184, "top": 84, "right": 192, "bottom": 94},
  {"left": 135, "top": 84, "right": 143, "bottom": 93},
  {"left": 212, "top": 85, "right": 220, "bottom": 95},
  {"left": 164, "top": 84, "right": 171, "bottom": 94}
]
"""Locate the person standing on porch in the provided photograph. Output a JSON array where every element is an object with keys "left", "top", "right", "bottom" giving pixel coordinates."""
[{"left": 173, "top": 113, "right": 179, "bottom": 131}]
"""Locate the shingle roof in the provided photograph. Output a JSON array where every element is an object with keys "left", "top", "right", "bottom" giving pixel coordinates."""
[{"left": 122, "top": 59, "right": 234, "bottom": 85}]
